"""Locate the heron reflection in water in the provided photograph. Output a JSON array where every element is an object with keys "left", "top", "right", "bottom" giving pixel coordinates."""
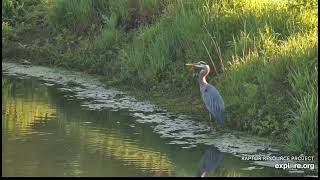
[{"left": 198, "top": 145, "right": 224, "bottom": 177}]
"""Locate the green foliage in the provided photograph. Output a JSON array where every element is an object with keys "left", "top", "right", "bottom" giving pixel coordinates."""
[
  {"left": 2, "top": 21, "right": 15, "bottom": 42},
  {"left": 47, "top": 0, "right": 109, "bottom": 34},
  {"left": 108, "top": 0, "right": 130, "bottom": 23},
  {"left": 287, "top": 64, "right": 318, "bottom": 153},
  {"left": 2, "top": 0, "right": 318, "bottom": 153},
  {"left": 118, "top": 0, "right": 318, "bottom": 152},
  {"left": 2, "top": 0, "right": 42, "bottom": 43},
  {"left": 2, "top": 0, "right": 26, "bottom": 24},
  {"left": 2, "top": 0, "right": 40, "bottom": 24}
]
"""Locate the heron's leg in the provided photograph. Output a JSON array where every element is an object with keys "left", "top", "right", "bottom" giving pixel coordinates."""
[{"left": 208, "top": 113, "right": 214, "bottom": 131}]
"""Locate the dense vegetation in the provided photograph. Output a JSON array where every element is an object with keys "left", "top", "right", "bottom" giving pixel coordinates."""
[{"left": 2, "top": 0, "right": 318, "bottom": 154}]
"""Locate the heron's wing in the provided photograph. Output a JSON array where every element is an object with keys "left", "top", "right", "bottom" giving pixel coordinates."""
[{"left": 201, "top": 84, "right": 225, "bottom": 124}]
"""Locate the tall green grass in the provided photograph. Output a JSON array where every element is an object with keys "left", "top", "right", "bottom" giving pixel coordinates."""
[
  {"left": 118, "top": 0, "right": 318, "bottom": 152},
  {"left": 47, "top": 0, "right": 165, "bottom": 75},
  {"left": 2, "top": 0, "right": 41, "bottom": 41},
  {"left": 2, "top": 0, "right": 33, "bottom": 24},
  {"left": 288, "top": 66, "right": 318, "bottom": 153},
  {"left": 47, "top": 0, "right": 109, "bottom": 34},
  {"left": 3, "top": 0, "right": 318, "bottom": 153}
]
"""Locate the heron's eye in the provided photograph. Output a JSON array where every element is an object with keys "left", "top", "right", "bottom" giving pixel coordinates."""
[{"left": 198, "top": 61, "right": 207, "bottom": 65}]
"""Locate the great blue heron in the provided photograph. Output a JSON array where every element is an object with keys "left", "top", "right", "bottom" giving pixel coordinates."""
[
  {"left": 198, "top": 145, "right": 224, "bottom": 177},
  {"left": 185, "top": 61, "right": 225, "bottom": 129}
]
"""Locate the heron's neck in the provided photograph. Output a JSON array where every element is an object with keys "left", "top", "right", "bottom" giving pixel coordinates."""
[{"left": 199, "top": 66, "right": 210, "bottom": 88}]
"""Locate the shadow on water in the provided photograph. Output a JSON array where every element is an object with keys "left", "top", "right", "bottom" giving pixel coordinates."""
[{"left": 198, "top": 145, "right": 224, "bottom": 177}]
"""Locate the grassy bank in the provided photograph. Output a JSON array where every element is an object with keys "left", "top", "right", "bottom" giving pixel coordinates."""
[{"left": 2, "top": 0, "right": 318, "bottom": 154}]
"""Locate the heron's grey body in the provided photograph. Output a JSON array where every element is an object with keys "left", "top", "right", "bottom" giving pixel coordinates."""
[
  {"left": 198, "top": 62, "right": 225, "bottom": 124},
  {"left": 201, "top": 84, "right": 225, "bottom": 124}
]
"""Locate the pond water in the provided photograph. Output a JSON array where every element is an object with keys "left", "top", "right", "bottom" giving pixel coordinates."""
[{"left": 2, "top": 63, "right": 317, "bottom": 177}]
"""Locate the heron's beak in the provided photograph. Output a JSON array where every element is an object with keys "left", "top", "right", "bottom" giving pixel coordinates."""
[{"left": 185, "top": 63, "right": 196, "bottom": 70}]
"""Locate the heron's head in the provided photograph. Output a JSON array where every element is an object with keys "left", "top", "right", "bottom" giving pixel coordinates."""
[{"left": 185, "top": 61, "right": 209, "bottom": 70}]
